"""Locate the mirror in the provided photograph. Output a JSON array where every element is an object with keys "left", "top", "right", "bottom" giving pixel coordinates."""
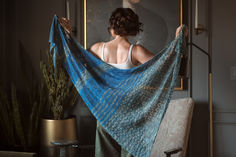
[
  {"left": 85, "top": 0, "right": 182, "bottom": 51},
  {"left": 84, "top": 0, "right": 184, "bottom": 90}
]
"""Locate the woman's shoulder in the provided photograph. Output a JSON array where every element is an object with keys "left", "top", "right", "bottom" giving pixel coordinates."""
[
  {"left": 89, "top": 42, "right": 104, "bottom": 52},
  {"left": 88, "top": 42, "right": 105, "bottom": 58},
  {"left": 132, "top": 44, "right": 155, "bottom": 64},
  {"left": 133, "top": 44, "right": 153, "bottom": 56}
]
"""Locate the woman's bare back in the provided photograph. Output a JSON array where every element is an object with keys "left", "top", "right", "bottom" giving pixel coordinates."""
[{"left": 89, "top": 39, "right": 154, "bottom": 66}]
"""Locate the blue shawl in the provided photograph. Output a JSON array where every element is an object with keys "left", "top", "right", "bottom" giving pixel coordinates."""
[{"left": 49, "top": 15, "right": 186, "bottom": 157}]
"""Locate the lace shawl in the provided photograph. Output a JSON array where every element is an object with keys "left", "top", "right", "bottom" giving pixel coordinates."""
[{"left": 49, "top": 15, "right": 186, "bottom": 157}]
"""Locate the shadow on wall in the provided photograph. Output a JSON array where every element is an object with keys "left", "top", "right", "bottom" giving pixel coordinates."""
[
  {"left": 189, "top": 101, "right": 209, "bottom": 157},
  {"left": 18, "top": 41, "right": 39, "bottom": 87}
]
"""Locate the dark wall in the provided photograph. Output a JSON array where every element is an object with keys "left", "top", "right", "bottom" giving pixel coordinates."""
[
  {"left": 189, "top": 0, "right": 236, "bottom": 157},
  {"left": 1, "top": 0, "right": 236, "bottom": 156},
  {"left": 211, "top": 0, "right": 236, "bottom": 157},
  {"left": 0, "top": 0, "right": 65, "bottom": 90}
]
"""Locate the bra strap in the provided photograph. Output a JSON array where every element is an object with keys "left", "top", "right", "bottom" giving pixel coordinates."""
[
  {"left": 101, "top": 43, "right": 106, "bottom": 61},
  {"left": 128, "top": 44, "right": 134, "bottom": 63}
]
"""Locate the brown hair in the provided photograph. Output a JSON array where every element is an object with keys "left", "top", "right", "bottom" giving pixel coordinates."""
[{"left": 108, "top": 8, "right": 143, "bottom": 36}]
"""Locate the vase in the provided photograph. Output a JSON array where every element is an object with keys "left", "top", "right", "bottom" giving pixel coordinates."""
[{"left": 40, "top": 117, "right": 78, "bottom": 157}]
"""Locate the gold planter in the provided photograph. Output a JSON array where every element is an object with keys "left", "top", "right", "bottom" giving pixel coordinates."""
[{"left": 40, "top": 117, "right": 77, "bottom": 147}]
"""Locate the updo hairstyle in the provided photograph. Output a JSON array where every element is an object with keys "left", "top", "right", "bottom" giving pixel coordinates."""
[{"left": 108, "top": 8, "right": 143, "bottom": 36}]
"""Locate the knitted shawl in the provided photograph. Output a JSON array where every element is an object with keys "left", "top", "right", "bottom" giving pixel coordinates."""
[{"left": 49, "top": 15, "right": 186, "bottom": 157}]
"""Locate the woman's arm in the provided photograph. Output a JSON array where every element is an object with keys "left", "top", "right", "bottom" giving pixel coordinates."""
[
  {"left": 132, "top": 45, "right": 155, "bottom": 65},
  {"left": 133, "top": 25, "right": 188, "bottom": 65},
  {"left": 58, "top": 17, "right": 102, "bottom": 59},
  {"left": 175, "top": 25, "right": 189, "bottom": 38},
  {"left": 58, "top": 17, "right": 72, "bottom": 34}
]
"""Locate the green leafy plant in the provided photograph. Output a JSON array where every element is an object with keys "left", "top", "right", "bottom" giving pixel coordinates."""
[
  {"left": 0, "top": 42, "right": 48, "bottom": 150},
  {"left": 40, "top": 50, "right": 78, "bottom": 120},
  {"left": 0, "top": 82, "right": 47, "bottom": 150},
  {"left": 0, "top": 85, "right": 16, "bottom": 146},
  {"left": 0, "top": 42, "right": 78, "bottom": 151}
]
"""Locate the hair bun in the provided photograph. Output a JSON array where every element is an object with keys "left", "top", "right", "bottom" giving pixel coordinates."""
[{"left": 108, "top": 8, "right": 143, "bottom": 36}]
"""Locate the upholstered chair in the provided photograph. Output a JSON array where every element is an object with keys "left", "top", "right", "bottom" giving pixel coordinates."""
[{"left": 150, "top": 98, "right": 194, "bottom": 157}]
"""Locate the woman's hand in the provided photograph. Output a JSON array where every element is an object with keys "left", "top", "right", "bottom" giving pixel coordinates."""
[
  {"left": 58, "top": 17, "right": 72, "bottom": 34},
  {"left": 175, "top": 25, "right": 189, "bottom": 38}
]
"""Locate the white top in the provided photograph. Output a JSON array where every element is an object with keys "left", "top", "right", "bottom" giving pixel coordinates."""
[{"left": 101, "top": 43, "right": 136, "bottom": 69}]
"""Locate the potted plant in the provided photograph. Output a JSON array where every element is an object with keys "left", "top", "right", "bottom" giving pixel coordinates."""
[
  {"left": 39, "top": 50, "right": 78, "bottom": 155},
  {"left": 0, "top": 42, "right": 48, "bottom": 153}
]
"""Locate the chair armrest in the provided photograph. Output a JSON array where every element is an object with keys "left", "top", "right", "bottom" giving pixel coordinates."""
[{"left": 164, "top": 147, "right": 182, "bottom": 157}]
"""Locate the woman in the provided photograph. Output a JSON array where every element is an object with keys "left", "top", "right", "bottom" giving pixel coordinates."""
[{"left": 59, "top": 7, "right": 188, "bottom": 157}]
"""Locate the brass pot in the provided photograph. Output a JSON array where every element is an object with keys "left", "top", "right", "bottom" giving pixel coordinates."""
[{"left": 40, "top": 117, "right": 77, "bottom": 146}]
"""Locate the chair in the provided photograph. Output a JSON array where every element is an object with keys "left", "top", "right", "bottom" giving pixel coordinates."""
[
  {"left": 0, "top": 151, "right": 37, "bottom": 157},
  {"left": 150, "top": 98, "right": 194, "bottom": 157}
]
